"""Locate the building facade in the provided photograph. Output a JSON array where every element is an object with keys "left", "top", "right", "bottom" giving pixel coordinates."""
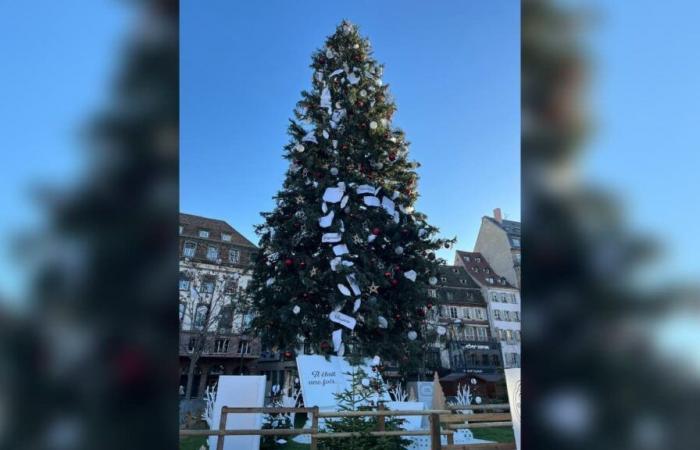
[
  {"left": 179, "top": 213, "right": 260, "bottom": 398},
  {"left": 426, "top": 266, "right": 504, "bottom": 396},
  {"left": 473, "top": 208, "right": 521, "bottom": 288},
  {"left": 455, "top": 251, "right": 521, "bottom": 368}
]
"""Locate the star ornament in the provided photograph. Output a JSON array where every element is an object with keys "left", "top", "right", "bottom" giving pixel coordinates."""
[
  {"left": 368, "top": 282, "right": 379, "bottom": 294},
  {"left": 295, "top": 195, "right": 305, "bottom": 204},
  {"left": 310, "top": 267, "right": 319, "bottom": 277},
  {"left": 352, "top": 234, "right": 363, "bottom": 245}
]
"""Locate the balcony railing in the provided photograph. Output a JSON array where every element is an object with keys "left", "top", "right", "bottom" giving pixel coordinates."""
[{"left": 179, "top": 330, "right": 261, "bottom": 358}]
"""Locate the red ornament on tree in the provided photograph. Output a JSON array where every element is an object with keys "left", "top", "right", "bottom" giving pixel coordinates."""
[
  {"left": 388, "top": 152, "right": 396, "bottom": 161},
  {"left": 372, "top": 227, "right": 381, "bottom": 236},
  {"left": 320, "top": 341, "right": 330, "bottom": 352},
  {"left": 391, "top": 279, "right": 399, "bottom": 287},
  {"left": 284, "top": 258, "right": 294, "bottom": 267},
  {"left": 299, "top": 261, "right": 306, "bottom": 269},
  {"left": 384, "top": 272, "right": 392, "bottom": 278},
  {"left": 284, "top": 351, "right": 293, "bottom": 359},
  {"left": 427, "top": 303, "right": 433, "bottom": 309}
]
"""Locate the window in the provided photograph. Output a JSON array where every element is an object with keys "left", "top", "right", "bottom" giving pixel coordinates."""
[
  {"left": 476, "top": 309, "right": 485, "bottom": 320},
  {"left": 452, "top": 268, "right": 458, "bottom": 273},
  {"left": 486, "top": 277, "right": 494, "bottom": 284},
  {"left": 514, "top": 330, "right": 521, "bottom": 341},
  {"left": 475, "top": 257, "right": 481, "bottom": 262},
  {"left": 179, "top": 225, "right": 183, "bottom": 234},
  {"left": 238, "top": 340, "right": 250, "bottom": 354},
  {"left": 449, "top": 307, "right": 458, "bottom": 319},
  {"left": 214, "top": 338, "right": 230, "bottom": 353},
  {"left": 503, "top": 310, "right": 511, "bottom": 321},
  {"left": 445, "top": 291, "right": 454, "bottom": 301},
  {"left": 441, "top": 276, "right": 447, "bottom": 282},
  {"left": 183, "top": 241, "right": 196, "bottom": 258},
  {"left": 198, "top": 229, "right": 210, "bottom": 238},
  {"left": 218, "top": 306, "right": 234, "bottom": 332},
  {"left": 476, "top": 327, "right": 487, "bottom": 341},
  {"left": 194, "top": 305, "right": 208, "bottom": 329},
  {"left": 513, "top": 311, "right": 520, "bottom": 322},
  {"left": 514, "top": 253, "right": 521, "bottom": 263},
  {"left": 463, "top": 256, "right": 470, "bottom": 262},
  {"left": 491, "top": 354, "right": 500, "bottom": 366},
  {"left": 512, "top": 238, "right": 520, "bottom": 248},
  {"left": 201, "top": 278, "right": 215, "bottom": 294},
  {"left": 491, "top": 292, "right": 498, "bottom": 302},
  {"left": 465, "top": 326, "right": 476, "bottom": 340},
  {"left": 206, "top": 246, "right": 219, "bottom": 261},
  {"left": 428, "top": 289, "right": 437, "bottom": 298},
  {"left": 249, "top": 253, "right": 258, "bottom": 264},
  {"left": 494, "top": 310, "right": 501, "bottom": 320},
  {"left": 506, "top": 330, "right": 513, "bottom": 343},
  {"left": 179, "top": 303, "right": 186, "bottom": 322},
  {"left": 229, "top": 248, "right": 240, "bottom": 263},
  {"left": 511, "top": 294, "right": 518, "bottom": 304},
  {"left": 500, "top": 294, "right": 507, "bottom": 302},
  {"left": 467, "top": 352, "right": 478, "bottom": 365},
  {"left": 187, "top": 337, "right": 197, "bottom": 352},
  {"left": 179, "top": 277, "right": 190, "bottom": 291},
  {"left": 459, "top": 279, "right": 466, "bottom": 284},
  {"left": 464, "top": 308, "right": 472, "bottom": 320},
  {"left": 481, "top": 354, "right": 489, "bottom": 366},
  {"left": 221, "top": 233, "right": 232, "bottom": 242}
]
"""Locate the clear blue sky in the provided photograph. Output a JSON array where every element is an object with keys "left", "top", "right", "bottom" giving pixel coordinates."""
[{"left": 181, "top": 0, "right": 521, "bottom": 263}]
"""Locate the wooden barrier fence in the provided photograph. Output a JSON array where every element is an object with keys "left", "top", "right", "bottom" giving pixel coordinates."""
[{"left": 178, "top": 403, "right": 515, "bottom": 450}]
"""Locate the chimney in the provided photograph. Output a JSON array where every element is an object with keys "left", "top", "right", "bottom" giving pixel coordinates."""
[{"left": 493, "top": 208, "right": 502, "bottom": 223}]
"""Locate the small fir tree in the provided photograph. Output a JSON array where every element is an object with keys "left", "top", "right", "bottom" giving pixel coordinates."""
[
  {"left": 249, "top": 20, "right": 453, "bottom": 372},
  {"left": 320, "top": 368, "right": 409, "bottom": 450}
]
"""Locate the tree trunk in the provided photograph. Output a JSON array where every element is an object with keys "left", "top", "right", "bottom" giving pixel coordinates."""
[{"left": 185, "top": 356, "right": 198, "bottom": 399}]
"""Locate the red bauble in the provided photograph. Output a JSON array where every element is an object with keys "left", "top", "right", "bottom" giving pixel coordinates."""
[
  {"left": 356, "top": 101, "right": 364, "bottom": 107},
  {"left": 384, "top": 272, "right": 392, "bottom": 278},
  {"left": 361, "top": 123, "right": 367, "bottom": 129},
  {"left": 284, "top": 258, "right": 294, "bottom": 267},
  {"left": 391, "top": 279, "right": 399, "bottom": 287},
  {"left": 395, "top": 313, "right": 401, "bottom": 319},
  {"left": 388, "top": 153, "right": 397, "bottom": 161},
  {"left": 320, "top": 341, "right": 330, "bottom": 351},
  {"left": 299, "top": 261, "right": 306, "bottom": 269},
  {"left": 427, "top": 303, "right": 433, "bottom": 309},
  {"left": 372, "top": 227, "right": 381, "bottom": 236},
  {"left": 342, "top": 144, "right": 349, "bottom": 150},
  {"left": 283, "top": 351, "right": 293, "bottom": 359}
]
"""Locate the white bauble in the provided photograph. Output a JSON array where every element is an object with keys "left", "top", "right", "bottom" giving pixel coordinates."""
[
  {"left": 369, "top": 121, "right": 378, "bottom": 129},
  {"left": 361, "top": 378, "right": 370, "bottom": 387},
  {"left": 395, "top": 246, "right": 404, "bottom": 255},
  {"left": 429, "top": 276, "right": 437, "bottom": 286},
  {"left": 407, "top": 330, "right": 418, "bottom": 341},
  {"left": 360, "top": 89, "right": 367, "bottom": 97},
  {"left": 294, "top": 144, "right": 305, "bottom": 153},
  {"left": 330, "top": 167, "right": 339, "bottom": 176},
  {"left": 475, "top": 396, "right": 482, "bottom": 404}
]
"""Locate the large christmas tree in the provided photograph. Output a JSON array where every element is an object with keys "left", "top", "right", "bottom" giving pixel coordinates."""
[{"left": 250, "top": 21, "right": 452, "bottom": 371}]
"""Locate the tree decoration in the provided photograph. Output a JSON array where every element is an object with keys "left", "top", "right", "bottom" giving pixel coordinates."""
[{"left": 249, "top": 20, "right": 454, "bottom": 371}]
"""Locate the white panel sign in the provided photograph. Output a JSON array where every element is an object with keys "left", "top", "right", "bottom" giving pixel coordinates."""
[
  {"left": 505, "top": 368, "right": 521, "bottom": 450},
  {"left": 296, "top": 355, "right": 389, "bottom": 410},
  {"left": 207, "top": 375, "right": 266, "bottom": 450}
]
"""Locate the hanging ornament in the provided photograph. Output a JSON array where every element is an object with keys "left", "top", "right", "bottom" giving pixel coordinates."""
[
  {"left": 437, "top": 325, "right": 447, "bottom": 336},
  {"left": 369, "top": 121, "right": 378, "bottom": 130},
  {"left": 394, "top": 246, "right": 404, "bottom": 255},
  {"left": 368, "top": 283, "right": 379, "bottom": 294},
  {"left": 330, "top": 167, "right": 339, "bottom": 176},
  {"left": 292, "top": 305, "right": 301, "bottom": 314},
  {"left": 361, "top": 378, "right": 370, "bottom": 387},
  {"left": 429, "top": 276, "right": 437, "bottom": 286},
  {"left": 284, "top": 258, "right": 294, "bottom": 267},
  {"left": 372, "top": 227, "right": 381, "bottom": 236},
  {"left": 360, "top": 89, "right": 367, "bottom": 97},
  {"left": 407, "top": 330, "right": 418, "bottom": 341},
  {"left": 388, "top": 152, "right": 397, "bottom": 161},
  {"left": 326, "top": 48, "right": 334, "bottom": 59},
  {"left": 391, "top": 279, "right": 399, "bottom": 287},
  {"left": 294, "top": 144, "right": 305, "bottom": 153}
]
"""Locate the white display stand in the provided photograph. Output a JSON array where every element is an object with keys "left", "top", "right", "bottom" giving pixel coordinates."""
[
  {"left": 206, "top": 375, "right": 266, "bottom": 450},
  {"left": 505, "top": 368, "right": 521, "bottom": 450}
]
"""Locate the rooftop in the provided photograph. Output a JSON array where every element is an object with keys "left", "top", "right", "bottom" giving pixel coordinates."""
[
  {"left": 455, "top": 250, "right": 516, "bottom": 290},
  {"left": 179, "top": 213, "right": 257, "bottom": 248}
]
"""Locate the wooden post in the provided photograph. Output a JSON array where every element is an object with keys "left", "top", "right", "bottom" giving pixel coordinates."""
[
  {"left": 429, "top": 413, "right": 441, "bottom": 450},
  {"left": 310, "top": 406, "right": 319, "bottom": 450},
  {"left": 377, "top": 404, "right": 386, "bottom": 432},
  {"left": 216, "top": 407, "right": 228, "bottom": 450}
]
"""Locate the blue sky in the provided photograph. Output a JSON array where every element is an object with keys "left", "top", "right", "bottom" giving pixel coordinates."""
[{"left": 181, "top": 0, "right": 521, "bottom": 263}]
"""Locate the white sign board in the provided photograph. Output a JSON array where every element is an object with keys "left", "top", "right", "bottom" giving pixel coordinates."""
[
  {"left": 208, "top": 375, "right": 266, "bottom": 450},
  {"left": 505, "top": 368, "right": 521, "bottom": 450},
  {"left": 296, "top": 355, "right": 389, "bottom": 410}
]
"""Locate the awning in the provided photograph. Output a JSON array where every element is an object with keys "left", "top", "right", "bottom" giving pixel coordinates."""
[{"left": 440, "top": 372, "right": 505, "bottom": 383}]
